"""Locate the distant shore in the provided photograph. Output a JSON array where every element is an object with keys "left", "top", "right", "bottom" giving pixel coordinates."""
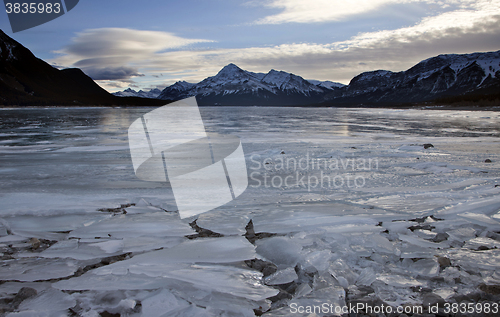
[{"left": 1, "top": 104, "right": 499, "bottom": 111}]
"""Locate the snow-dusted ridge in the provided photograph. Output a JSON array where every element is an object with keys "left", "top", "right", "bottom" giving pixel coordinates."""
[
  {"left": 158, "top": 50, "right": 499, "bottom": 106},
  {"left": 307, "top": 79, "right": 346, "bottom": 89},
  {"left": 112, "top": 88, "right": 162, "bottom": 99},
  {"left": 157, "top": 63, "right": 336, "bottom": 105}
]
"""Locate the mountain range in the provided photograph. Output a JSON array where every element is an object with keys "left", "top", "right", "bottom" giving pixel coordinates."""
[
  {"left": 323, "top": 51, "right": 500, "bottom": 106},
  {"left": 155, "top": 64, "right": 347, "bottom": 106},
  {"left": 112, "top": 88, "right": 162, "bottom": 99},
  {"left": 1, "top": 28, "right": 499, "bottom": 107},
  {"left": 155, "top": 54, "right": 499, "bottom": 106}
]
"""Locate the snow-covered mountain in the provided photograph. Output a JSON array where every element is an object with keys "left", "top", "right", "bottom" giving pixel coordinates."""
[
  {"left": 157, "top": 64, "right": 333, "bottom": 106},
  {"left": 158, "top": 51, "right": 499, "bottom": 106},
  {"left": 113, "top": 88, "right": 162, "bottom": 99},
  {"left": 307, "top": 80, "right": 346, "bottom": 90},
  {"left": 324, "top": 50, "right": 500, "bottom": 105}
]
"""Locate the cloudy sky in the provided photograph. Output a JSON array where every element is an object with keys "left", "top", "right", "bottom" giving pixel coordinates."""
[{"left": 1, "top": 0, "right": 500, "bottom": 92}]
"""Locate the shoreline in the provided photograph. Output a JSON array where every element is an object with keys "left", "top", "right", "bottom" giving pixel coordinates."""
[{"left": 1, "top": 104, "right": 499, "bottom": 111}]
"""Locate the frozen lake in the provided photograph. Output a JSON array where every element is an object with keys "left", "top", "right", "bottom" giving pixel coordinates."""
[{"left": 0, "top": 107, "right": 499, "bottom": 316}]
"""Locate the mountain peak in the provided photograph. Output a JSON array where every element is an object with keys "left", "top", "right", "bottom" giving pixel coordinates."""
[
  {"left": 262, "top": 69, "right": 296, "bottom": 87},
  {"left": 224, "top": 63, "right": 239, "bottom": 69},
  {"left": 172, "top": 80, "right": 194, "bottom": 88},
  {"left": 216, "top": 63, "right": 245, "bottom": 76}
]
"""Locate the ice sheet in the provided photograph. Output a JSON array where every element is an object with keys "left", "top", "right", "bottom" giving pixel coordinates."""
[
  {"left": 54, "top": 263, "right": 278, "bottom": 301},
  {"left": 1, "top": 107, "right": 499, "bottom": 315}
]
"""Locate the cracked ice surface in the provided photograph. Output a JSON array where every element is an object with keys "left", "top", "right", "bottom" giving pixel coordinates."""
[{"left": 0, "top": 107, "right": 499, "bottom": 315}]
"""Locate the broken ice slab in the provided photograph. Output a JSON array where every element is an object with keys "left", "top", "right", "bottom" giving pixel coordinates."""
[
  {"left": 328, "top": 259, "right": 359, "bottom": 287},
  {"left": 12, "top": 289, "right": 76, "bottom": 317},
  {"left": 354, "top": 193, "right": 454, "bottom": 214},
  {"left": 147, "top": 288, "right": 268, "bottom": 317},
  {"left": 321, "top": 223, "right": 383, "bottom": 236},
  {"left": 68, "top": 212, "right": 193, "bottom": 239},
  {"left": 122, "top": 205, "right": 164, "bottom": 215},
  {"left": 438, "top": 197, "right": 500, "bottom": 216},
  {"left": 382, "top": 221, "right": 412, "bottom": 234},
  {"left": 140, "top": 289, "right": 191, "bottom": 317},
  {"left": 464, "top": 237, "right": 500, "bottom": 250},
  {"left": 304, "top": 250, "right": 333, "bottom": 272},
  {"left": 351, "top": 233, "right": 396, "bottom": 254},
  {"left": 135, "top": 198, "right": 151, "bottom": 207},
  {"left": 355, "top": 267, "right": 376, "bottom": 286},
  {"left": 17, "top": 239, "right": 122, "bottom": 261},
  {"left": 483, "top": 270, "right": 500, "bottom": 285},
  {"left": 406, "top": 258, "right": 440, "bottom": 277},
  {"left": 51, "top": 237, "right": 277, "bottom": 302},
  {"left": 89, "top": 240, "right": 124, "bottom": 254},
  {"left": 97, "top": 236, "right": 255, "bottom": 267},
  {"left": 493, "top": 210, "right": 500, "bottom": 220},
  {"left": 64, "top": 236, "right": 185, "bottom": 255},
  {"left": 398, "top": 234, "right": 442, "bottom": 249},
  {"left": 413, "top": 229, "right": 437, "bottom": 240},
  {"left": 2, "top": 214, "right": 112, "bottom": 240},
  {"left": 0, "top": 223, "right": 9, "bottom": 236},
  {"left": 196, "top": 207, "right": 251, "bottom": 235},
  {"left": 0, "top": 235, "right": 29, "bottom": 243},
  {"left": 458, "top": 212, "right": 500, "bottom": 229},
  {"left": 446, "top": 226, "right": 480, "bottom": 243},
  {"left": 0, "top": 258, "right": 78, "bottom": 282},
  {"left": 371, "top": 280, "right": 422, "bottom": 307},
  {"left": 54, "top": 263, "right": 278, "bottom": 301},
  {"left": 399, "top": 243, "right": 436, "bottom": 259},
  {"left": 122, "top": 236, "right": 185, "bottom": 253},
  {"left": 444, "top": 248, "right": 500, "bottom": 271},
  {"left": 0, "top": 282, "right": 51, "bottom": 298},
  {"left": 377, "top": 274, "right": 423, "bottom": 288},
  {"left": 255, "top": 237, "right": 302, "bottom": 268},
  {"left": 294, "top": 283, "right": 312, "bottom": 298},
  {"left": 251, "top": 210, "right": 379, "bottom": 234},
  {"left": 433, "top": 288, "right": 456, "bottom": 301},
  {"left": 176, "top": 287, "right": 272, "bottom": 317},
  {"left": 264, "top": 267, "right": 298, "bottom": 285}
]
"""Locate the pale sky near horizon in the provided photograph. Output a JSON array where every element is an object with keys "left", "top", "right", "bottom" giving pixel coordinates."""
[{"left": 1, "top": 0, "right": 499, "bottom": 92}]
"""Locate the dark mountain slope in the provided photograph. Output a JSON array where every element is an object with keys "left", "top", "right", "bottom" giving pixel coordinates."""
[{"left": 0, "top": 30, "right": 165, "bottom": 106}]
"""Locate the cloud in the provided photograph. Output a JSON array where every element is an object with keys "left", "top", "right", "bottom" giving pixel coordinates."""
[
  {"left": 253, "top": 0, "right": 474, "bottom": 24},
  {"left": 84, "top": 66, "right": 144, "bottom": 81},
  {"left": 52, "top": 28, "right": 212, "bottom": 81},
  {"left": 53, "top": 1, "right": 500, "bottom": 91},
  {"left": 128, "top": 1, "right": 499, "bottom": 84}
]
